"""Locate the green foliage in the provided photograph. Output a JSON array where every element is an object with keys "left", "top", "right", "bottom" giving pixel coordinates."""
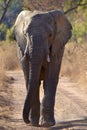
[
  {"left": 0, "top": 0, "right": 87, "bottom": 43},
  {"left": 8, "top": 0, "right": 23, "bottom": 11},
  {"left": 0, "top": 0, "right": 3, "bottom": 18},
  {"left": 73, "top": 23, "right": 87, "bottom": 37},
  {"left": 0, "top": 0, "right": 23, "bottom": 27},
  {"left": 73, "top": 22, "right": 87, "bottom": 43},
  {"left": 6, "top": 26, "right": 14, "bottom": 41},
  {"left": 64, "top": 0, "right": 87, "bottom": 43},
  {"left": 0, "top": 23, "right": 7, "bottom": 40},
  {"left": 0, "top": 0, "right": 23, "bottom": 40}
]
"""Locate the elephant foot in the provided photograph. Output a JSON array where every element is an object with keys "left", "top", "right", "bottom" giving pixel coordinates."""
[
  {"left": 40, "top": 116, "right": 55, "bottom": 127},
  {"left": 29, "top": 122, "right": 39, "bottom": 127},
  {"left": 30, "top": 118, "right": 39, "bottom": 127}
]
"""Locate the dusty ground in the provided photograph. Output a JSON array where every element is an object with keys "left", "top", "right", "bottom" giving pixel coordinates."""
[{"left": 0, "top": 70, "right": 87, "bottom": 130}]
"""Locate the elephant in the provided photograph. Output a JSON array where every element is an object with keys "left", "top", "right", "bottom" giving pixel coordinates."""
[{"left": 14, "top": 10, "right": 72, "bottom": 127}]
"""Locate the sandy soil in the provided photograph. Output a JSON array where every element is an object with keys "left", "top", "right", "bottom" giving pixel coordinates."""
[{"left": 0, "top": 70, "right": 87, "bottom": 130}]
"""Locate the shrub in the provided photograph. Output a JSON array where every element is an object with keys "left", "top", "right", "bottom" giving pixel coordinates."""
[
  {"left": 6, "top": 26, "right": 14, "bottom": 41},
  {"left": 0, "top": 23, "right": 8, "bottom": 40},
  {"left": 72, "top": 22, "right": 87, "bottom": 43}
]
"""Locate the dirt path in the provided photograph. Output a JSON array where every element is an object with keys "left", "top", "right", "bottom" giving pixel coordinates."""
[{"left": 1, "top": 71, "right": 87, "bottom": 130}]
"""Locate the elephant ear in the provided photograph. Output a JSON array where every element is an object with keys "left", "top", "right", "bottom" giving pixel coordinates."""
[{"left": 50, "top": 10, "right": 72, "bottom": 56}]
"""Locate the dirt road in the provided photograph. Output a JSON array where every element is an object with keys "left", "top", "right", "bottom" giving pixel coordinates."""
[{"left": 1, "top": 71, "right": 87, "bottom": 130}]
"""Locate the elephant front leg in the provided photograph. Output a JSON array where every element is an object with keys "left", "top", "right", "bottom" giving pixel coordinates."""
[
  {"left": 41, "top": 60, "right": 62, "bottom": 127},
  {"left": 30, "top": 81, "right": 40, "bottom": 126},
  {"left": 41, "top": 78, "right": 58, "bottom": 126},
  {"left": 23, "top": 80, "right": 41, "bottom": 126}
]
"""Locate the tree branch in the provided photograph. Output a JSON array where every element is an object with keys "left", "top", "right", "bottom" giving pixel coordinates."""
[
  {"left": 0, "top": 0, "right": 12, "bottom": 24},
  {"left": 64, "top": 2, "right": 87, "bottom": 14}
]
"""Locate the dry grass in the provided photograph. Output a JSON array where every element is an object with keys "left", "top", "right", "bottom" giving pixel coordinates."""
[
  {"left": 0, "top": 41, "right": 20, "bottom": 71},
  {"left": 0, "top": 41, "right": 17, "bottom": 128},
  {"left": 0, "top": 40, "right": 87, "bottom": 85},
  {"left": 0, "top": 41, "right": 20, "bottom": 84},
  {"left": 61, "top": 40, "right": 87, "bottom": 85}
]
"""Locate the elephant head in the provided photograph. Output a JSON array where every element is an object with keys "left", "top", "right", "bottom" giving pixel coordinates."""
[{"left": 14, "top": 10, "right": 72, "bottom": 125}]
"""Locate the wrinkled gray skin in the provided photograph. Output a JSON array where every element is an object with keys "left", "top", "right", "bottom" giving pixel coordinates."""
[{"left": 14, "top": 10, "right": 72, "bottom": 127}]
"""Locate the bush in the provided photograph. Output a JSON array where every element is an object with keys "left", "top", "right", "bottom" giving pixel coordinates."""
[
  {"left": 0, "top": 23, "right": 8, "bottom": 40},
  {"left": 6, "top": 26, "right": 14, "bottom": 41},
  {"left": 73, "top": 22, "right": 87, "bottom": 43}
]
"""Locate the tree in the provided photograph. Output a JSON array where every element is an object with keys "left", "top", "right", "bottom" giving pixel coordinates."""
[
  {"left": 23, "top": 0, "right": 87, "bottom": 13},
  {"left": 64, "top": 0, "right": 87, "bottom": 43},
  {"left": 0, "top": 0, "right": 23, "bottom": 25},
  {"left": 23, "top": 0, "right": 65, "bottom": 11},
  {"left": 0, "top": 0, "right": 12, "bottom": 24},
  {"left": 64, "top": 0, "right": 87, "bottom": 14},
  {"left": 0, "top": 0, "right": 87, "bottom": 41}
]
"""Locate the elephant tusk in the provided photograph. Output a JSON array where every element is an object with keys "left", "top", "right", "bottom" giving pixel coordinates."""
[
  {"left": 47, "top": 54, "right": 50, "bottom": 63},
  {"left": 24, "top": 33, "right": 29, "bottom": 54},
  {"left": 21, "top": 54, "right": 26, "bottom": 62},
  {"left": 21, "top": 33, "right": 30, "bottom": 62}
]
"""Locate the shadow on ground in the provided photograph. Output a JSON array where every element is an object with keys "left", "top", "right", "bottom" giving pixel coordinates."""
[
  {"left": 49, "top": 118, "right": 87, "bottom": 130},
  {"left": 4, "top": 117, "right": 87, "bottom": 130}
]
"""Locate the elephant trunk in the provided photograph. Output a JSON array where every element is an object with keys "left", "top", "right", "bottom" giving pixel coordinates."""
[
  {"left": 23, "top": 57, "right": 42, "bottom": 123},
  {"left": 23, "top": 35, "right": 49, "bottom": 124}
]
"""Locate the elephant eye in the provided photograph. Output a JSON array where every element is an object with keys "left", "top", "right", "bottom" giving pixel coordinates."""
[{"left": 49, "top": 33, "right": 52, "bottom": 38}]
